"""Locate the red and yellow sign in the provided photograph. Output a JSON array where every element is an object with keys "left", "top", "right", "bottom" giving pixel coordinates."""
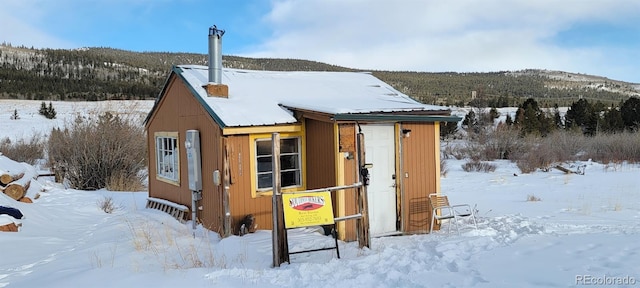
[{"left": 282, "top": 192, "right": 334, "bottom": 228}]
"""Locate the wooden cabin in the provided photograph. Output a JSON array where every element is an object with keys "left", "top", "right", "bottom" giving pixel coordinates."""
[{"left": 144, "top": 28, "right": 461, "bottom": 240}]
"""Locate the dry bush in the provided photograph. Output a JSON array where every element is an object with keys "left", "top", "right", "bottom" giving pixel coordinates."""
[
  {"left": 458, "top": 125, "right": 529, "bottom": 161},
  {"left": 480, "top": 124, "right": 526, "bottom": 160},
  {"left": 0, "top": 134, "right": 45, "bottom": 165},
  {"left": 106, "top": 170, "right": 147, "bottom": 191},
  {"left": 97, "top": 196, "right": 122, "bottom": 213},
  {"left": 459, "top": 141, "right": 486, "bottom": 161},
  {"left": 126, "top": 220, "right": 155, "bottom": 252},
  {"left": 442, "top": 141, "right": 468, "bottom": 160},
  {"left": 543, "top": 130, "right": 586, "bottom": 162},
  {"left": 440, "top": 158, "right": 448, "bottom": 177},
  {"left": 514, "top": 142, "right": 554, "bottom": 173},
  {"left": 48, "top": 111, "right": 146, "bottom": 190},
  {"left": 511, "top": 130, "right": 640, "bottom": 174},
  {"left": 584, "top": 132, "right": 640, "bottom": 163},
  {"left": 512, "top": 131, "right": 585, "bottom": 174},
  {"left": 462, "top": 160, "right": 497, "bottom": 172},
  {"left": 526, "top": 194, "right": 541, "bottom": 202}
]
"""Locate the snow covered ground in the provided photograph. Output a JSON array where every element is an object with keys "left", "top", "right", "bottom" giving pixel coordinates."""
[
  {"left": 0, "top": 99, "right": 154, "bottom": 141},
  {"left": 1, "top": 100, "right": 639, "bottom": 287}
]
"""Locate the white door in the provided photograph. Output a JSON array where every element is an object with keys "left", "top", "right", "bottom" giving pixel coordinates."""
[{"left": 360, "top": 124, "right": 397, "bottom": 236}]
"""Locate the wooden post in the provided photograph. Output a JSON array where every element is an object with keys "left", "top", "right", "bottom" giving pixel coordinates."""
[
  {"left": 356, "top": 132, "right": 371, "bottom": 249},
  {"left": 223, "top": 138, "right": 232, "bottom": 237},
  {"left": 271, "top": 133, "right": 289, "bottom": 267}
]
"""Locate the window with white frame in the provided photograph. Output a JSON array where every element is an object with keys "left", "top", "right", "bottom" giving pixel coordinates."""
[
  {"left": 256, "top": 137, "right": 301, "bottom": 190},
  {"left": 155, "top": 133, "right": 179, "bottom": 182}
]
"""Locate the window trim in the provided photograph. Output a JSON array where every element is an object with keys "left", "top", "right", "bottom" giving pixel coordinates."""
[
  {"left": 249, "top": 132, "right": 306, "bottom": 197},
  {"left": 154, "top": 131, "right": 180, "bottom": 186}
]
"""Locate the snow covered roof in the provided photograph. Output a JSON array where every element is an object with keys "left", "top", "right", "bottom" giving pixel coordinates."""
[{"left": 175, "top": 65, "right": 450, "bottom": 128}]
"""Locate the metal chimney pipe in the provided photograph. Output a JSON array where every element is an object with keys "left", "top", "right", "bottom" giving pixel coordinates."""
[{"left": 208, "top": 25, "right": 225, "bottom": 84}]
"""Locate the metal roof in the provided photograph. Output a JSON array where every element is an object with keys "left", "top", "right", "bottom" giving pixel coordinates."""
[{"left": 171, "top": 65, "right": 453, "bottom": 128}]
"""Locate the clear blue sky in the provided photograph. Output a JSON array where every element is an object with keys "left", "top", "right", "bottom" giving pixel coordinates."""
[{"left": 2, "top": 0, "right": 639, "bottom": 83}]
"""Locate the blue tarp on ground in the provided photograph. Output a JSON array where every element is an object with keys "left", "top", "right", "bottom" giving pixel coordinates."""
[{"left": 0, "top": 206, "right": 23, "bottom": 219}]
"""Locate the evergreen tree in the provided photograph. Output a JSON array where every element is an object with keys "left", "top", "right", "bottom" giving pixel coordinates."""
[
  {"left": 601, "top": 106, "right": 624, "bottom": 133},
  {"left": 521, "top": 105, "right": 542, "bottom": 135},
  {"left": 462, "top": 110, "right": 478, "bottom": 133},
  {"left": 440, "top": 121, "right": 459, "bottom": 139},
  {"left": 47, "top": 102, "right": 57, "bottom": 119},
  {"left": 39, "top": 101, "right": 47, "bottom": 116},
  {"left": 10, "top": 109, "right": 19, "bottom": 120},
  {"left": 462, "top": 110, "right": 476, "bottom": 127},
  {"left": 620, "top": 97, "right": 640, "bottom": 131},
  {"left": 565, "top": 99, "right": 598, "bottom": 135},
  {"left": 514, "top": 98, "right": 551, "bottom": 135}
]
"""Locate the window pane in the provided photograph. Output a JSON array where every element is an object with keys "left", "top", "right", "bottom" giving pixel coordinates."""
[
  {"left": 255, "top": 136, "right": 302, "bottom": 191},
  {"left": 280, "top": 155, "right": 298, "bottom": 170},
  {"left": 258, "top": 173, "right": 272, "bottom": 189},
  {"left": 280, "top": 138, "right": 298, "bottom": 153},
  {"left": 155, "top": 135, "right": 178, "bottom": 182},
  {"left": 281, "top": 170, "right": 300, "bottom": 187},
  {"left": 257, "top": 156, "right": 272, "bottom": 173},
  {"left": 256, "top": 140, "right": 272, "bottom": 156}
]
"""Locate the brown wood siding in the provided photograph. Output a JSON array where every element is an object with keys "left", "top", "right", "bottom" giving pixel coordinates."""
[
  {"left": 400, "top": 122, "right": 439, "bottom": 233},
  {"left": 226, "top": 135, "right": 273, "bottom": 233},
  {"left": 305, "top": 119, "right": 336, "bottom": 189},
  {"left": 147, "top": 75, "right": 225, "bottom": 233},
  {"left": 303, "top": 120, "right": 361, "bottom": 241}
]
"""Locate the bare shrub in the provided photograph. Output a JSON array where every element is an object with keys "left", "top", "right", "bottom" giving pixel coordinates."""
[
  {"left": 462, "top": 160, "right": 496, "bottom": 172},
  {"left": 107, "top": 170, "right": 147, "bottom": 191},
  {"left": 48, "top": 111, "right": 146, "bottom": 190},
  {"left": 526, "top": 194, "right": 541, "bottom": 202},
  {"left": 441, "top": 141, "right": 466, "bottom": 160},
  {"left": 459, "top": 140, "right": 486, "bottom": 161},
  {"left": 126, "top": 219, "right": 154, "bottom": 252},
  {"left": 584, "top": 132, "right": 640, "bottom": 163},
  {"left": 480, "top": 124, "right": 526, "bottom": 160},
  {"left": 512, "top": 132, "right": 578, "bottom": 174},
  {"left": 514, "top": 131, "right": 640, "bottom": 173},
  {"left": 440, "top": 158, "right": 448, "bottom": 177},
  {"left": 514, "top": 142, "right": 553, "bottom": 174},
  {"left": 0, "top": 134, "right": 45, "bottom": 165},
  {"left": 458, "top": 124, "right": 530, "bottom": 161},
  {"left": 542, "top": 130, "right": 586, "bottom": 162},
  {"left": 97, "top": 196, "right": 121, "bottom": 213}
]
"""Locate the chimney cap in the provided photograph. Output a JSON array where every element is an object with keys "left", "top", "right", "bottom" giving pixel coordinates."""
[{"left": 209, "top": 25, "right": 225, "bottom": 39}]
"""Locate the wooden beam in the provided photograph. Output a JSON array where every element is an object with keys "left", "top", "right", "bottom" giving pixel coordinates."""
[
  {"left": 223, "top": 138, "right": 232, "bottom": 237},
  {"left": 356, "top": 132, "right": 371, "bottom": 249},
  {"left": 271, "top": 133, "right": 289, "bottom": 267}
]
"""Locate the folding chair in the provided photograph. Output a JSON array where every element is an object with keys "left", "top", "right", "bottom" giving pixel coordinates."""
[{"left": 429, "top": 193, "right": 477, "bottom": 234}]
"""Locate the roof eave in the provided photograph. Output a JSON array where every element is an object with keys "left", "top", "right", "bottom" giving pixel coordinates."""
[{"left": 332, "top": 113, "right": 462, "bottom": 122}]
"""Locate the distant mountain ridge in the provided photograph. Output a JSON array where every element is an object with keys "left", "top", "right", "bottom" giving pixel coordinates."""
[{"left": 1, "top": 44, "right": 637, "bottom": 106}]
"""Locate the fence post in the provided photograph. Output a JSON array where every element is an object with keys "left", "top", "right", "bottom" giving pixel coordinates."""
[{"left": 271, "top": 133, "right": 289, "bottom": 267}]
